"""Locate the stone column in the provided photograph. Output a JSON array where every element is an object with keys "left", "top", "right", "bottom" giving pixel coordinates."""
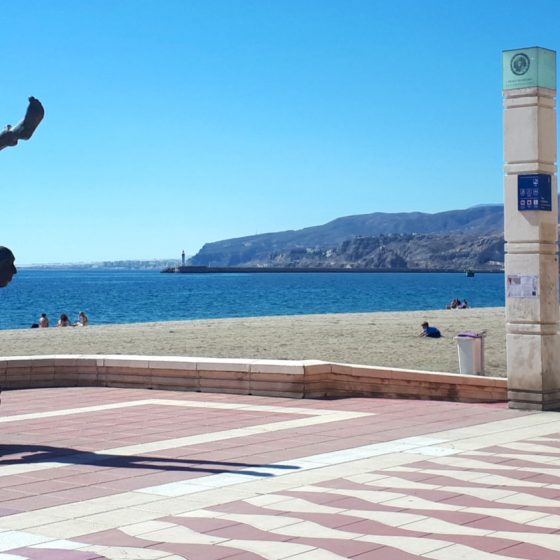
[{"left": 503, "top": 47, "right": 560, "bottom": 410}]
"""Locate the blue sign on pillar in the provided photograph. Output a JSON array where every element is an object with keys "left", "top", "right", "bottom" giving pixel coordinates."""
[{"left": 518, "top": 174, "right": 552, "bottom": 211}]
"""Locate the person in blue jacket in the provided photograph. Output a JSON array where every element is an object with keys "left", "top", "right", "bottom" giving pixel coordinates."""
[{"left": 421, "top": 321, "right": 441, "bottom": 338}]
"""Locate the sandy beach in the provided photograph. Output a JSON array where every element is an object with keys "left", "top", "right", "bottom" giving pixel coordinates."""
[{"left": 0, "top": 307, "right": 506, "bottom": 376}]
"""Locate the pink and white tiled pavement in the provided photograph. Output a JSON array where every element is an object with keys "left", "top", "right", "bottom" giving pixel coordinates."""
[{"left": 1, "top": 387, "right": 559, "bottom": 559}]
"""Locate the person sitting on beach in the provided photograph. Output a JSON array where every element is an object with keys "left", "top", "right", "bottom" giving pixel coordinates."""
[
  {"left": 458, "top": 299, "right": 469, "bottom": 309},
  {"left": 75, "top": 311, "right": 89, "bottom": 327},
  {"left": 0, "top": 246, "right": 17, "bottom": 288},
  {"left": 39, "top": 313, "right": 49, "bottom": 328},
  {"left": 420, "top": 321, "right": 441, "bottom": 338},
  {"left": 57, "top": 313, "right": 71, "bottom": 327}
]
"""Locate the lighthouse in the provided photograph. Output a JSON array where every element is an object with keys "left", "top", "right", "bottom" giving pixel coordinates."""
[{"left": 181, "top": 250, "right": 185, "bottom": 267}]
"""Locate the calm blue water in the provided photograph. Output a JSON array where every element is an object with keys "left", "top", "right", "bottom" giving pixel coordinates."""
[{"left": 0, "top": 270, "right": 505, "bottom": 330}]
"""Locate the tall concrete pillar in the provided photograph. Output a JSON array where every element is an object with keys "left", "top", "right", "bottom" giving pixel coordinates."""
[{"left": 503, "top": 47, "right": 560, "bottom": 410}]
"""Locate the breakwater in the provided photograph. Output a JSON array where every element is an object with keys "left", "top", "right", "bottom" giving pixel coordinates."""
[{"left": 162, "top": 266, "right": 498, "bottom": 274}]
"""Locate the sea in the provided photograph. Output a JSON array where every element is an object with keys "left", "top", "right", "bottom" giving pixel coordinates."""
[{"left": 0, "top": 269, "right": 506, "bottom": 331}]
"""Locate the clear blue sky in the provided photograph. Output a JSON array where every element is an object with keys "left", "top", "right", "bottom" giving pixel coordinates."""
[{"left": 2, "top": 0, "right": 559, "bottom": 264}]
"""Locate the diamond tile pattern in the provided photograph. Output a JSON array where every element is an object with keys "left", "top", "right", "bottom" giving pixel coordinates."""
[{"left": 0, "top": 387, "right": 558, "bottom": 559}]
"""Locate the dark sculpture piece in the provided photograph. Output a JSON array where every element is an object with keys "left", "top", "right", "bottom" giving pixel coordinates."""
[
  {"left": 0, "top": 97, "right": 45, "bottom": 151},
  {"left": 0, "top": 247, "right": 17, "bottom": 288}
]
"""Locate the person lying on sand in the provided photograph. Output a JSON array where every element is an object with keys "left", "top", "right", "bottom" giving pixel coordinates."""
[{"left": 420, "top": 321, "right": 441, "bottom": 338}]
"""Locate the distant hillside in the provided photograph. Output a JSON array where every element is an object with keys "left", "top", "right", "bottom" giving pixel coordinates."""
[
  {"left": 265, "top": 233, "right": 505, "bottom": 271},
  {"left": 22, "top": 259, "right": 182, "bottom": 270},
  {"left": 190, "top": 205, "right": 506, "bottom": 268}
]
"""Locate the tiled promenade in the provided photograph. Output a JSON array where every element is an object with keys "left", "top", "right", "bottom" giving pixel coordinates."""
[{"left": 1, "top": 387, "right": 559, "bottom": 559}]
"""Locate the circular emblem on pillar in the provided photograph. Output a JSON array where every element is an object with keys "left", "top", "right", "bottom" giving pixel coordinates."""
[{"left": 510, "top": 53, "right": 530, "bottom": 76}]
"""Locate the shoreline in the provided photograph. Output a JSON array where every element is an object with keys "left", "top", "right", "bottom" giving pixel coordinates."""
[{"left": 0, "top": 308, "right": 506, "bottom": 376}]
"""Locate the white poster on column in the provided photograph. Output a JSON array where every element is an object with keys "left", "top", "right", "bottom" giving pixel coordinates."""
[{"left": 506, "top": 274, "right": 539, "bottom": 298}]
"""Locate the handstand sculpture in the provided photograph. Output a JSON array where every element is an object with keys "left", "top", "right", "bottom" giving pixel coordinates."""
[
  {"left": 0, "top": 97, "right": 45, "bottom": 286},
  {"left": 0, "top": 96, "right": 44, "bottom": 151}
]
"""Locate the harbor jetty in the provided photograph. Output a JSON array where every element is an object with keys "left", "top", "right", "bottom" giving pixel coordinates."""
[{"left": 161, "top": 265, "right": 492, "bottom": 274}]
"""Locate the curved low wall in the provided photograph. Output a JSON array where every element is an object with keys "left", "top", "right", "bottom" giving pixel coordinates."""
[{"left": 0, "top": 355, "right": 507, "bottom": 403}]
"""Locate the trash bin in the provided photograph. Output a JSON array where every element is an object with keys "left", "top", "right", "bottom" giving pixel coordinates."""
[{"left": 454, "top": 331, "right": 485, "bottom": 375}]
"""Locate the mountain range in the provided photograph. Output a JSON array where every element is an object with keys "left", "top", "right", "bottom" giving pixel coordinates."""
[{"left": 189, "top": 202, "right": 557, "bottom": 271}]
